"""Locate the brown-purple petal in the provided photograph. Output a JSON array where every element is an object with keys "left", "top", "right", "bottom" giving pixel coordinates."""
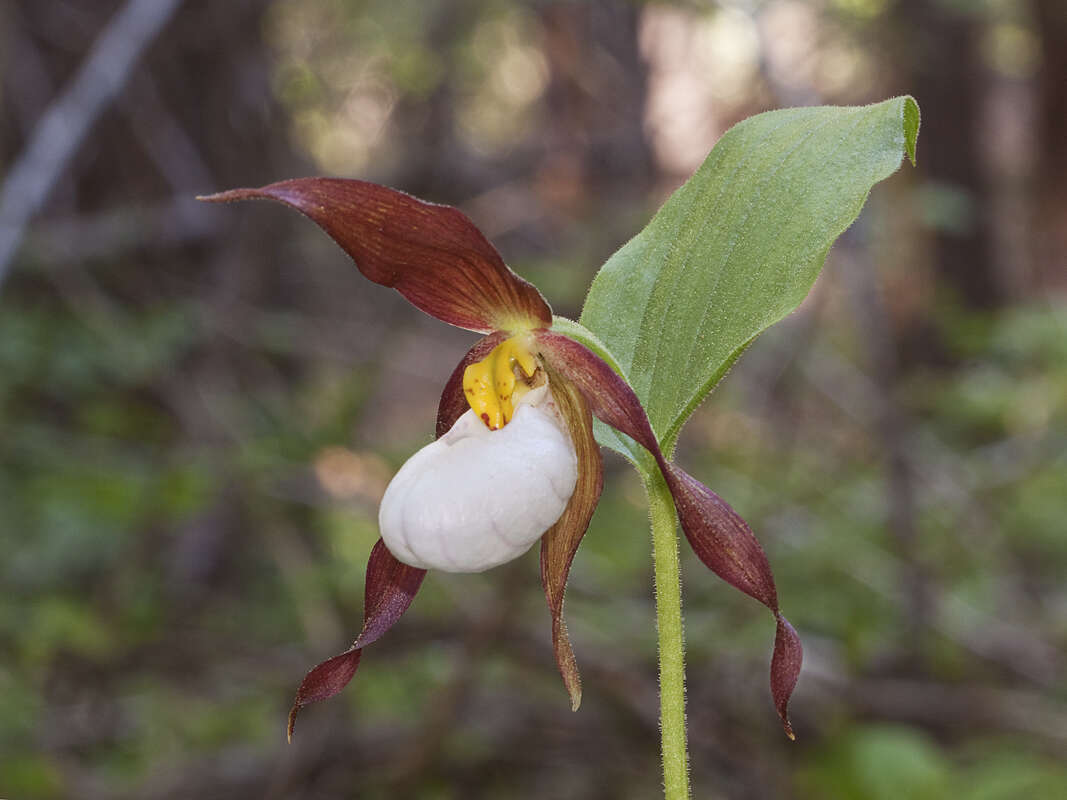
[
  {"left": 356, "top": 537, "right": 427, "bottom": 650},
  {"left": 661, "top": 462, "right": 802, "bottom": 737},
  {"left": 535, "top": 330, "right": 802, "bottom": 737},
  {"left": 286, "top": 648, "right": 361, "bottom": 742},
  {"left": 200, "top": 179, "right": 552, "bottom": 334},
  {"left": 659, "top": 463, "right": 776, "bottom": 609},
  {"left": 772, "top": 614, "right": 803, "bottom": 740},
  {"left": 533, "top": 332, "right": 660, "bottom": 457},
  {"left": 287, "top": 538, "right": 425, "bottom": 740},
  {"left": 539, "top": 367, "right": 603, "bottom": 710}
]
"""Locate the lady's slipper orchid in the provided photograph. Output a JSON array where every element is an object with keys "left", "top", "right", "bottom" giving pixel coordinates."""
[{"left": 200, "top": 178, "right": 803, "bottom": 741}]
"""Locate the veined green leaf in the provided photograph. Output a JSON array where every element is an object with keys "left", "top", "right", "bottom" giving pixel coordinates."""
[{"left": 580, "top": 96, "right": 920, "bottom": 457}]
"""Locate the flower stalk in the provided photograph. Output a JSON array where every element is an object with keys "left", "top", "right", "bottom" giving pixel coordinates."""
[{"left": 646, "top": 465, "right": 690, "bottom": 800}]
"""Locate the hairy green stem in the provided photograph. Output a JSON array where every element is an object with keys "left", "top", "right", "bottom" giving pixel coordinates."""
[{"left": 645, "top": 466, "right": 690, "bottom": 799}]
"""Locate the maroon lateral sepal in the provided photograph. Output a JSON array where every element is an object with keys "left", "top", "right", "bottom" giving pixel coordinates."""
[
  {"left": 199, "top": 179, "right": 552, "bottom": 334},
  {"left": 287, "top": 539, "right": 425, "bottom": 740},
  {"left": 661, "top": 462, "right": 802, "bottom": 737},
  {"left": 535, "top": 330, "right": 802, "bottom": 737},
  {"left": 659, "top": 463, "right": 776, "bottom": 608}
]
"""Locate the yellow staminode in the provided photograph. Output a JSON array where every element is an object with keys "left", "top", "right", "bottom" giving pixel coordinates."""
[{"left": 463, "top": 337, "right": 538, "bottom": 430}]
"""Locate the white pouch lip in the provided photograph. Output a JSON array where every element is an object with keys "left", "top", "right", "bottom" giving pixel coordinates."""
[{"left": 379, "top": 385, "right": 578, "bottom": 573}]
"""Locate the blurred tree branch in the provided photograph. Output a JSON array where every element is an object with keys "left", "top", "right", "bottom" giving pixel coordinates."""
[
  {"left": 806, "top": 666, "right": 1067, "bottom": 753},
  {"left": 0, "top": 0, "right": 185, "bottom": 287}
]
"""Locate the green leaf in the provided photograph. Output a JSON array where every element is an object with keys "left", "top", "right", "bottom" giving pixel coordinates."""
[{"left": 580, "top": 96, "right": 920, "bottom": 458}]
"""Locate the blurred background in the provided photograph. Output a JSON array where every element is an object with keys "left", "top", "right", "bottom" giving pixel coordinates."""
[{"left": 1, "top": 0, "right": 1065, "bottom": 797}]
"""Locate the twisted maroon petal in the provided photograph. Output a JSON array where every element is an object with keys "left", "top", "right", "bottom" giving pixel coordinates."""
[
  {"left": 772, "top": 615, "right": 803, "bottom": 739},
  {"left": 200, "top": 179, "right": 552, "bottom": 333},
  {"left": 534, "top": 330, "right": 802, "bottom": 737},
  {"left": 659, "top": 462, "right": 803, "bottom": 738},
  {"left": 287, "top": 539, "right": 425, "bottom": 740},
  {"left": 533, "top": 333, "right": 660, "bottom": 460},
  {"left": 658, "top": 464, "right": 777, "bottom": 607},
  {"left": 538, "top": 366, "right": 603, "bottom": 710}
]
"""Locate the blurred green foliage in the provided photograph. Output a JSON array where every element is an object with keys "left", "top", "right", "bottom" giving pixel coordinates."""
[
  {"left": 3, "top": 258, "right": 1064, "bottom": 797},
  {"left": 1, "top": 0, "right": 1064, "bottom": 797}
]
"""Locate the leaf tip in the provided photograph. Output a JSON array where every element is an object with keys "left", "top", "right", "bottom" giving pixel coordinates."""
[{"left": 902, "top": 96, "right": 920, "bottom": 167}]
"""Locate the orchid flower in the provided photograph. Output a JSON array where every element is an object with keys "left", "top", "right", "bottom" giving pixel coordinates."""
[{"left": 200, "top": 178, "right": 802, "bottom": 741}]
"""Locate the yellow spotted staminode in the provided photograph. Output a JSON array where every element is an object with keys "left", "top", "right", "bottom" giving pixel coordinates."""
[{"left": 462, "top": 336, "right": 538, "bottom": 430}]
